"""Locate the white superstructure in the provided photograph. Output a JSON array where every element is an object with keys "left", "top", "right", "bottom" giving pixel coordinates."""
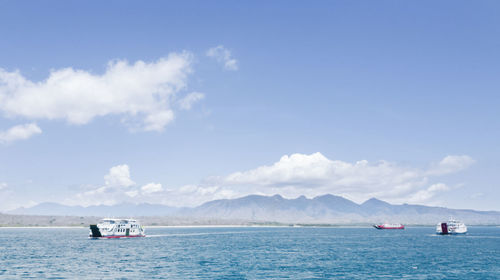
[
  {"left": 89, "top": 218, "right": 145, "bottom": 238},
  {"left": 436, "top": 218, "right": 467, "bottom": 235}
]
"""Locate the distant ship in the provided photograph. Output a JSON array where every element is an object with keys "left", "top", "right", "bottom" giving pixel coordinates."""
[
  {"left": 436, "top": 219, "right": 467, "bottom": 235},
  {"left": 89, "top": 218, "right": 146, "bottom": 238},
  {"left": 373, "top": 223, "right": 405, "bottom": 229}
]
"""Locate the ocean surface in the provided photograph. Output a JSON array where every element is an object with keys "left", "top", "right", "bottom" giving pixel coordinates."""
[{"left": 1, "top": 226, "right": 499, "bottom": 279}]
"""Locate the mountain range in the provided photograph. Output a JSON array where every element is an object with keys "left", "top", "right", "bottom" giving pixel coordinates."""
[{"left": 7, "top": 194, "right": 500, "bottom": 225}]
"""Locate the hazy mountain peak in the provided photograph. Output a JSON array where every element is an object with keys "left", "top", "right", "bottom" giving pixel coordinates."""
[
  {"left": 314, "top": 194, "right": 345, "bottom": 200},
  {"left": 362, "top": 197, "right": 388, "bottom": 205}
]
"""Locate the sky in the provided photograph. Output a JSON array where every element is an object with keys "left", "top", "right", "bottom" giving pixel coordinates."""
[{"left": 0, "top": 1, "right": 499, "bottom": 211}]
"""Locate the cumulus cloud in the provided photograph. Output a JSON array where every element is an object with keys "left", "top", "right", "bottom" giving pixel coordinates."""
[
  {"left": 142, "top": 110, "right": 174, "bottom": 132},
  {"left": 104, "top": 165, "right": 135, "bottom": 188},
  {"left": 125, "top": 190, "right": 139, "bottom": 198},
  {"left": 206, "top": 45, "right": 238, "bottom": 70},
  {"left": 427, "top": 155, "right": 475, "bottom": 176},
  {"left": 67, "top": 165, "right": 166, "bottom": 206},
  {"left": 0, "top": 123, "right": 42, "bottom": 144},
  {"left": 67, "top": 164, "right": 137, "bottom": 206},
  {"left": 141, "top": 183, "right": 163, "bottom": 194},
  {"left": 0, "top": 52, "right": 202, "bottom": 132},
  {"left": 406, "top": 183, "right": 450, "bottom": 204},
  {"left": 179, "top": 92, "right": 205, "bottom": 110},
  {"left": 205, "top": 153, "right": 423, "bottom": 201},
  {"left": 66, "top": 153, "right": 475, "bottom": 207},
  {"left": 191, "top": 152, "right": 475, "bottom": 205}
]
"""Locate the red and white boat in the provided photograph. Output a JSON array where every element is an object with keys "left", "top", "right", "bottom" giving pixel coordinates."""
[
  {"left": 89, "top": 218, "right": 146, "bottom": 238},
  {"left": 373, "top": 223, "right": 405, "bottom": 230}
]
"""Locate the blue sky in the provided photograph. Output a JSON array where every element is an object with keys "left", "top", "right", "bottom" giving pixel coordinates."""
[{"left": 0, "top": 1, "right": 499, "bottom": 211}]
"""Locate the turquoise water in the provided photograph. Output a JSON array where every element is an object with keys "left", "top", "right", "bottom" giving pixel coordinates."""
[{"left": 1, "top": 227, "right": 499, "bottom": 279}]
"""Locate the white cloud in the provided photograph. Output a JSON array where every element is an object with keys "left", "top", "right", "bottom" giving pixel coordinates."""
[
  {"left": 0, "top": 182, "right": 7, "bottom": 190},
  {"left": 65, "top": 153, "right": 475, "bottom": 207},
  {"left": 141, "top": 183, "right": 163, "bottom": 194},
  {"left": 0, "top": 123, "right": 42, "bottom": 144},
  {"left": 193, "top": 152, "right": 474, "bottom": 205},
  {"left": 67, "top": 164, "right": 136, "bottom": 206},
  {"left": 104, "top": 164, "right": 135, "bottom": 187},
  {"left": 125, "top": 190, "right": 139, "bottom": 198},
  {"left": 110, "top": 153, "right": 472, "bottom": 207},
  {"left": 407, "top": 183, "right": 450, "bottom": 204},
  {"left": 67, "top": 165, "right": 166, "bottom": 206},
  {"left": 179, "top": 92, "right": 205, "bottom": 110},
  {"left": 427, "top": 155, "right": 475, "bottom": 176},
  {"left": 206, "top": 153, "right": 422, "bottom": 200},
  {"left": 142, "top": 110, "right": 174, "bottom": 132},
  {"left": 206, "top": 45, "right": 238, "bottom": 71},
  {"left": 0, "top": 52, "right": 200, "bottom": 132}
]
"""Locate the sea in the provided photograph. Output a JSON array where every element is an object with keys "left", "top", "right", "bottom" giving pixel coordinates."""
[{"left": 1, "top": 226, "right": 499, "bottom": 279}]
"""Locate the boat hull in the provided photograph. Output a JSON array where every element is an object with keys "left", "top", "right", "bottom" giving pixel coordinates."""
[
  {"left": 436, "top": 232, "right": 466, "bottom": 235},
  {"left": 373, "top": 224, "right": 405, "bottom": 230},
  {"left": 90, "top": 235, "right": 146, "bottom": 239}
]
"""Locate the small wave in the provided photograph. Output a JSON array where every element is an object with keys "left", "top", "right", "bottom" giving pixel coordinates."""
[
  {"left": 146, "top": 230, "right": 269, "bottom": 238},
  {"left": 461, "top": 235, "right": 500, "bottom": 239},
  {"left": 427, "top": 234, "right": 500, "bottom": 239}
]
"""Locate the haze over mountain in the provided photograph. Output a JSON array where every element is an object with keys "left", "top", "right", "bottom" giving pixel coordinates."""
[
  {"left": 8, "top": 194, "right": 500, "bottom": 225},
  {"left": 9, "top": 202, "right": 179, "bottom": 217}
]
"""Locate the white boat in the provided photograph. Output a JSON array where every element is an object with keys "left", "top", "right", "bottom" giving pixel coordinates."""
[
  {"left": 89, "top": 218, "right": 146, "bottom": 238},
  {"left": 436, "top": 218, "right": 467, "bottom": 235},
  {"left": 373, "top": 223, "right": 405, "bottom": 230}
]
